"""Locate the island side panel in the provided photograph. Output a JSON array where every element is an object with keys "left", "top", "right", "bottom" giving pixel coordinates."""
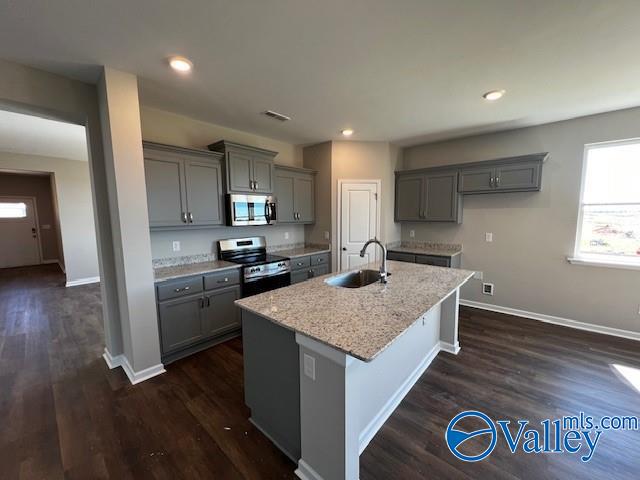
[
  {"left": 439, "top": 288, "right": 461, "bottom": 353},
  {"left": 242, "top": 309, "right": 301, "bottom": 461},
  {"left": 295, "top": 305, "right": 442, "bottom": 480}
]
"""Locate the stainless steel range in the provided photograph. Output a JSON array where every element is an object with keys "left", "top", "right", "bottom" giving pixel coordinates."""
[{"left": 218, "top": 236, "right": 290, "bottom": 297}]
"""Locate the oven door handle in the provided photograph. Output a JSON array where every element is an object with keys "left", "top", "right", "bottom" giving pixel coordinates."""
[{"left": 264, "top": 200, "right": 271, "bottom": 224}]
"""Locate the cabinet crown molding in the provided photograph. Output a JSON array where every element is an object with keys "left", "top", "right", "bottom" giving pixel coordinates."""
[
  {"left": 396, "top": 152, "right": 549, "bottom": 176},
  {"left": 207, "top": 139, "right": 278, "bottom": 158}
]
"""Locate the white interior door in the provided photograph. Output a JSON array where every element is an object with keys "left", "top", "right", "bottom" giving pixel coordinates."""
[
  {"left": 0, "top": 197, "right": 41, "bottom": 268},
  {"left": 340, "top": 181, "right": 380, "bottom": 270}
]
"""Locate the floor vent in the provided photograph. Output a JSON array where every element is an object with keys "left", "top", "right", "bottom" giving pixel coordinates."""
[
  {"left": 262, "top": 110, "right": 291, "bottom": 122},
  {"left": 482, "top": 283, "right": 495, "bottom": 296}
]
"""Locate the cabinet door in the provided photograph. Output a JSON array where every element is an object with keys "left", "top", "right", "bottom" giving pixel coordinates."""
[
  {"left": 291, "top": 269, "right": 310, "bottom": 284},
  {"left": 227, "top": 151, "right": 254, "bottom": 192},
  {"left": 458, "top": 166, "right": 495, "bottom": 193},
  {"left": 395, "top": 174, "right": 424, "bottom": 221},
  {"left": 415, "top": 254, "right": 451, "bottom": 267},
  {"left": 494, "top": 161, "right": 541, "bottom": 191},
  {"left": 275, "top": 172, "right": 296, "bottom": 223},
  {"left": 158, "top": 295, "right": 204, "bottom": 354},
  {"left": 144, "top": 156, "right": 186, "bottom": 227},
  {"left": 252, "top": 157, "right": 274, "bottom": 193},
  {"left": 184, "top": 159, "right": 223, "bottom": 226},
  {"left": 309, "top": 265, "right": 329, "bottom": 278},
  {"left": 202, "top": 285, "right": 241, "bottom": 338},
  {"left": 294, "top": 175, "right": 314, "bottom": 223},
  {"left": 424, "top": 171, "right": 460, "bottom": 222}
]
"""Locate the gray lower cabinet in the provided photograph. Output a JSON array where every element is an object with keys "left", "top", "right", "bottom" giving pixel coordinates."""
[
  {"left": 144, "top": 141, "right": 224, "bottom": 229},
  {"left": 208, "top": 140, "right": 278, "bottom": 194},
  {"left": 395, "top": 170, "right": 461, "bottom": 223},
  {"left": 156, "top": 271, "right": 241, "bottom": 364},
  {"left": 387, "top": 250, "right": 460, "bottom": 268},
  {"left": 290, "top": 253, "right": 330, "bottom": 284},
  {"left": 275, "top": 166, "right": 316, "bottom": 224}
]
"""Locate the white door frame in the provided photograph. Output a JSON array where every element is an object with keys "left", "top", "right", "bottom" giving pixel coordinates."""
[
  {"left": 0, "top": 195, "right": 43, "bottom": 265},
  {"left": 336, "top": 179, "right": 382, "bottom": 271}
]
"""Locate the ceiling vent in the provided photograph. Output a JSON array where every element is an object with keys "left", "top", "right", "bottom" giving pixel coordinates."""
[{"left": 262, "top": 110, "right": 291, "bottom": 122}]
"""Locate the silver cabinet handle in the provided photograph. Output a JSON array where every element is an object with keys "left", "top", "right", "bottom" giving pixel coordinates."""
[
  {"left": 174, "top": 285, "right": 191, "bottom": 293},
  {"left": 250, "top": 180, "right": 254, "bottom": 190},
  {"left": 217, "top": 277, "right": 229, "bottom": 283},
  {"left": 495, "top": 176, "right": 500, "bottom": 187},
  {"left": 254, "top": 181, "right": 259, "bottom": 190},
  {"left": 181, "top": 212, "right": 187, "bottom": 223},
  {"left": 188, "top": 212, "right": 194, "bottom": 223}
]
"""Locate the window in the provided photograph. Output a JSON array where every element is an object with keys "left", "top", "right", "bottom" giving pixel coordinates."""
[
  {"left": 0, "top": 202, "right": 27, "bottom": 218},
  {"left": 572, "top": 139, "right": 640, "bottom": 268}
]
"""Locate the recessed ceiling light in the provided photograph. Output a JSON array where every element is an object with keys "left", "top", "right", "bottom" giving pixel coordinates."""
[
  {"left": 341, "top": 129, "right": 354, "bottom": 137},
  {"left": 483, "top": 89, "right": 506, "bottom": 101},
  {"left": 168, "top": 56, "right": 193, "bottom": 73}
]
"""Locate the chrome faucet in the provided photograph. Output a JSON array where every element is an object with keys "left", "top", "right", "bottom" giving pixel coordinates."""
[{"left": 360, "top": 237, "right": 388, "bottom": 283}]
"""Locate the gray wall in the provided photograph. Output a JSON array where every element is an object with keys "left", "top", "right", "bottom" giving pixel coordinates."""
[
  {"left": 303, "top": 141, "right": 332, "bottom": 246},
  {"left": 402, "top": 106, "right": 640, "bottom": 333},
  {"left": 140, "top": 106, "right": 306, "bottom": 259},
  {"left": 0, "top": 171, "right": 61, "bottom": 262}
]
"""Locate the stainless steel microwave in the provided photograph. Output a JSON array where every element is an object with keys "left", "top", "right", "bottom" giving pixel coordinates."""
[{"left": 226, "top": 194, "right": 277, "bottom": 226}]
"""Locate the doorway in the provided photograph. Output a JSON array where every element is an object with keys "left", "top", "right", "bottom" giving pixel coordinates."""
[
  {"left": 338, "top": 180, "right": 381, "bottom": 270},
  {"left": 0, "top": 196, "right": 41, "bottom": 268}
]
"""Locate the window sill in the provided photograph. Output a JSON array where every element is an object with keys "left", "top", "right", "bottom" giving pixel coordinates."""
[{"left": 567, "top": 256, "right": 640, "bottom": 271}]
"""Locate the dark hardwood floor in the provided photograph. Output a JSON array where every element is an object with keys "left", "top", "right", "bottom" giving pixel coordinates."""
[{"left": 1, "top": 265, "right": 639, "bottom": 479}]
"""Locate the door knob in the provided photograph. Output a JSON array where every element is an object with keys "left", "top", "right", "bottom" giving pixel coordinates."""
[{"left": 342, "top": 247, "right": 347, "bottom": 251}]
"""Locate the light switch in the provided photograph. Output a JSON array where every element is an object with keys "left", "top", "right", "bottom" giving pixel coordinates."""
[
  {"left": 409, "top": 230, "right": 415, "bottom": 238},
  {"left": 172, "top": 241, "right": 181, "bottom": 252},
  {"left": 485, "top": 232, "right": 493, "bottom": 242},
  {"left": 324, "top": 231, "right": 330, "bottom": 240},
  {"left": 284, "top": 231, "right": 290, "bottom": 240},
  {"left": 303, "top": 353, "right": 316, "bottom": 381}
]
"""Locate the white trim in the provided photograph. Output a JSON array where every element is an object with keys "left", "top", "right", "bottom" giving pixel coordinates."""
[
  {"left": 249, "top": 417, "right": 298, "bottom": 463},
  {"left": 65, "top": 276, "right": 100, "bottom": 287},
  {"left": 295, "top": 459, "right": 324, "bottom": 480},
  {"left": 121, "top": 357, "right": 166, "bottom": 385},
  {"left": 358, "top": 341, "right": 441, "bottom": 454},
  {"left": 460, "top": 299, "right": 640, "bottom": 342},
  {"left": 567, "top": 256, "right": 640, "bottom": 271},
  {"left": 58, "top": 260, "right": 65, "bottom": 273},
  {"left": 42, "top": 258, "right": 60, "bottom": 265},
  {"left": 336, "top": 179, "right": 382, "bottom": 272},
  {"left": 439, "top": 340, "right": 461, "bottom": 355},
  {"left": 102, "top": 348, "right": 124, "bottom": 369}
]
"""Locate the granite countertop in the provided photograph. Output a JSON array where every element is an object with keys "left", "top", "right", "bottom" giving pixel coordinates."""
[
  {"left": 387, "top": 245, "right": 462, "bottom": 257},
  {"left": 236, "top": 260, "right": 474, "bottom": 362},
  {"left": 154, "top": 260, "right": 240, "bottom": 283},
  {"left": 273, "top": 245, "right": 331, "bottom": 259}
]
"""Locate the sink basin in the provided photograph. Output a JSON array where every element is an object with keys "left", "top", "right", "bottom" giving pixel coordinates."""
[{"left": 325, "top": 269, "right": 388, "bottom": 288}]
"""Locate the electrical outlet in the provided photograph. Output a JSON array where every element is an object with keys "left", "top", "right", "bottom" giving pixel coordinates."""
[
  {"left": 482, "top": 282, "right": 494, "bottom": 295},
  {"left": 303, "top": 353, "right": 316, "bottom": 380},
  {"left": 324, "top": 230, "right": 330, "bottom": 240},
  {"left": 473, "top": 271, "right": 483, "bottom": 280},
  {"left": 284, "top": 231, "right": 289, "bottom": 240},
  {"left": 485, "top": 232, "right": 493, "bottom": 242},
  {"left": 172, "top": 241, "right": 181, "bottom": 252}
]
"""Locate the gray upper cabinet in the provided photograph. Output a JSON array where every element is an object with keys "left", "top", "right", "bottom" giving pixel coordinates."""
[
  {"left": 458, "top": 154, "right": 546, "bottom": 194},
  {"left": 395, "top": 170, "right": 461, "bottom": 223},
  {"left": 424, "top": 171, "right": 461, "bottom": 222},
  {"left": 395, "top": 174, "right": 424, "bottom": 221},
  {"left": 143, "top": 141, "right": 224, "bottom": 229},
  {"left": 274, "top": 166, "right": 316, "bottom": 224},
  {"left": 494, "top": 161, "right": 541, "bottom": 191},
  {"left": 458, "top": 166, "right": 495, "bottom": 193},
  {"left": 208, "top": 140, "right": 278, "bottom": 194}
]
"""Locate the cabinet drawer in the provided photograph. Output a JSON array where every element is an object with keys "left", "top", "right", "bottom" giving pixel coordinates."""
[
  {"left": 204, "top": 269, "right": 240, "bottom": 290},
  {"left": 415, "top": 255, "right": 451, "bottom": 267},
  {"left": 310, "top": 265, "right": 329, "bottom": 278},
  {"left": 291, "top": 256, "right": 311, "bottom": 271},
  {"left": 387, "top": 251, "right": 416, "bottom": 263},
  {"left": 291, "top": 269, "right": 310, "bottom": 284},
  {"left": 310, "top": 253, "right": 329, "bottom": 266},
  {"left": 157, "top": 276, "right": 203, "bottom": 301}
]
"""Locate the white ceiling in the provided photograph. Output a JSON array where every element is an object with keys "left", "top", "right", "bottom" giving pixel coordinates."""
[
  {"left": 1, "top": 0, "right": 640, "bottom": 146},
  {"left": 0, "top": 110, "right": 87, "bottom": 161}
]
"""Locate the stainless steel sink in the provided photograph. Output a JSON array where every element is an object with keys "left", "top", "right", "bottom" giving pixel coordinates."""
[{"left": 325, "top": 269, "right": 389, "bottom": 288}]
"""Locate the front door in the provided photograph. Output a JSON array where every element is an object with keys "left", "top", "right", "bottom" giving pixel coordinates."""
[
  {"left": 0, "top": 197, "right": 41, "bottom": 268},
  {"left": 340, "top": 181, "right": 379, "bottom": 270}
]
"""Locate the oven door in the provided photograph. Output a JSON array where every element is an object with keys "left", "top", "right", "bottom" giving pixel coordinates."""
[
  {"left": 227, "top": 194, "right": 277, "bottom": 226},
  {"left": 242, "top": 271, "right": 291, "bottom": 297}
]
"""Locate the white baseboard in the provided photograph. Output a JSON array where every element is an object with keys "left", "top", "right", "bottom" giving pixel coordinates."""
[
  {"left": 103, "top": 348, "right": 165, "bottom": 385},
  {"left": 439, "top": 340, "right": 461, "bottom": 355},
  {"left": 295, "top": 459, "right": 324, "bottom": 480},
  {"left": 460, "top": 299, "right": 640, "bottom": 342},
  {"left": 41, "top": 259, "right": 59, "bottom": 265},
  {"left": 102, "top": 348, "right": 124, "bottom": 369},
  {"left": 358, "top": 341, "right": 441, "bottom": 454},
  {"left": 58, "top": 261, "right": 66, "bottom": 273},
  {"left": 121, "top": 357, "right": 166, "bottom": 385},
  {"left": 66, "top": 276, "right": 100, "bottom": 287}
]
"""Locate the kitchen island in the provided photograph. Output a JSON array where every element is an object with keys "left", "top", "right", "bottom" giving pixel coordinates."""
[{"left": 236, "top": 260, "right": 474, "bottom": 480}]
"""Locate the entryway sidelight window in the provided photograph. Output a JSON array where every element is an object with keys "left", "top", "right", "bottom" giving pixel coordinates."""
[
  {"left": 571, "top": 139, "right": 640, "bottom": 267},
  {"left": 0, "top": 202, "right": 27, "bottom": 219}
]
